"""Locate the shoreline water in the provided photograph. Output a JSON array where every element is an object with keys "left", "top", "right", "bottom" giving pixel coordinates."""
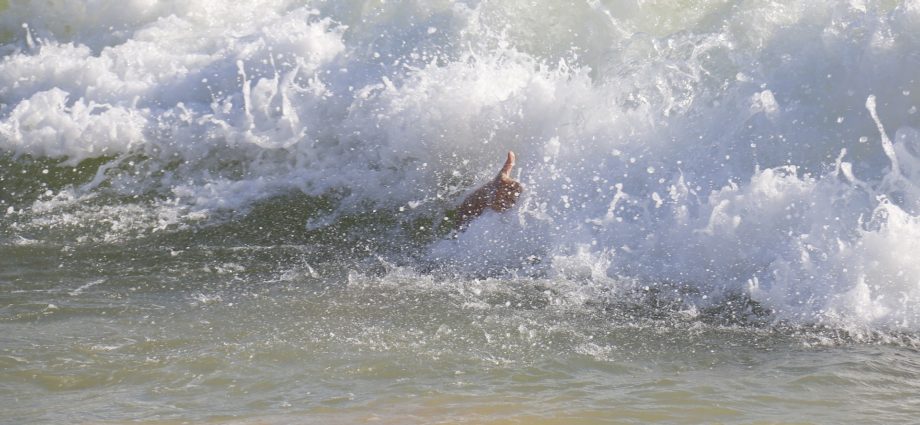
[{"left": 7, "top": 279, "right": 920, "bottom": 425}]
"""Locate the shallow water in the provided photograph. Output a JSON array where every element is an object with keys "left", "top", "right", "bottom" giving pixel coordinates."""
[
  {"left": 4, "top": 0, "right": 920, "bottom": 423},
  {"left": 3, "top": 241, "right": 920, "bottom": 424},
  {"left": 4, "top": 259, "right": 920, "bottom": 424}
]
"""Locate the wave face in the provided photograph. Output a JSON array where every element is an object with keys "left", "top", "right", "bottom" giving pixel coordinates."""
[{"left": 4, "top": 0, "right": 920, "bottom": 331}]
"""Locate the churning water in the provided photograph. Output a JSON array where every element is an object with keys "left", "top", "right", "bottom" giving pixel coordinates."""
[{"left": 3, "top": 0, "right": 920, "bottom": 423}]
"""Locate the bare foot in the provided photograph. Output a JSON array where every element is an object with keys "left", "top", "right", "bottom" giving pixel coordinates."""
[{"left": 455, "top": 151, "right": 523, "bottom": 228}]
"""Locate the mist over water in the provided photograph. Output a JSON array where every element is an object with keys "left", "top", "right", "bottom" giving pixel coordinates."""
[{"left": 4, "top": 1, "right": 920, "bottom": 423}]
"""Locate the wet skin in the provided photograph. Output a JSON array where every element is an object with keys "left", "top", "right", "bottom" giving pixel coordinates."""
[{"left": 455, "top": 151, "right": 523, "bottom": 229}]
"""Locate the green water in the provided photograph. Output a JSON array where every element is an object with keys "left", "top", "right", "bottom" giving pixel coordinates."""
[{"left": 2, "top": 236, "right": 920, "bottom": 424}]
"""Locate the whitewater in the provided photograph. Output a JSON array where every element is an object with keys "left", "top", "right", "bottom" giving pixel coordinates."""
[{"left": 3, "top": 0, "right": 920, "bottom": 423}]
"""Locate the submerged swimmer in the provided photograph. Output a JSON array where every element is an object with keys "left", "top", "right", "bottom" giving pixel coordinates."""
[{"left": 455, "top": 151, "right": 523, "bottom": 229}]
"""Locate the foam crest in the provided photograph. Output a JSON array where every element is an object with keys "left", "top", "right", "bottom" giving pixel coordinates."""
[{"left": 4, "top": 0, "right": 920, "bottom": 331}]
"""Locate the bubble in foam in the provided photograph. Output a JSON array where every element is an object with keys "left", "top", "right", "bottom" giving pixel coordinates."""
[{"left": 2, "top": 0, "right": 920, "bottom": 333}]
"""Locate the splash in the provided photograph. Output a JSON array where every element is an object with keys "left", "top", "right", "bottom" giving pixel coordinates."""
[{"left": 3, "top": 0, "right": 920, "bottom": 331}]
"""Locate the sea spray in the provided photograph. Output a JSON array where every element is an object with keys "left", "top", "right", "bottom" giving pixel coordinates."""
[{"left": 3, "top": 0, "right": 920, "bottom": 331}]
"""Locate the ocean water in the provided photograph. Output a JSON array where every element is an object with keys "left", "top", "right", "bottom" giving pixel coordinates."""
[{"left": 3, "top": 0, "right": 920, "bottom": 423}]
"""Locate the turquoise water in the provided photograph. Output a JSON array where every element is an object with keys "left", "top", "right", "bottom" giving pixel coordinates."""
[{"left": 4, "top": 0, "right": 920, "bottom": 423}]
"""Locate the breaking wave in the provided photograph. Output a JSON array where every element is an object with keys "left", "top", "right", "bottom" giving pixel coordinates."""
[{"left": 4, "top": 0, "right": 920, "bottom": 332}]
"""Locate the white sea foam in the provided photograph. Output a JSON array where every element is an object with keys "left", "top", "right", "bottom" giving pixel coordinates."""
[{"left": 3, "top": 0, "right": 920, "bottom": 330}]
